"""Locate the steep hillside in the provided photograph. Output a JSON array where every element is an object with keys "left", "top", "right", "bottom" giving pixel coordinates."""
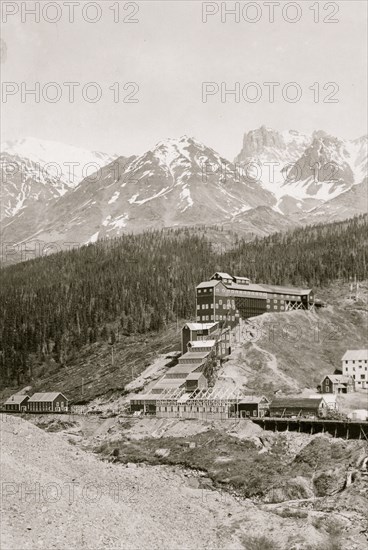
[
  {"left": 0, "top": 324, "right": 181, "bottom": 405},
  {"left": 0, "top": 152, "right": 70, "bottom": 219},
  {"left": 224, "top": 215, "right": 367, "bottom": 286},
  {"left": 0, "top": 216, "right": 366, "bottom": 398},
  {"left": 216, "top": 281, "right": 368, "bottom": 396},
  {"left": 304, "top": 179, "right": 368, "bottom": 224}
]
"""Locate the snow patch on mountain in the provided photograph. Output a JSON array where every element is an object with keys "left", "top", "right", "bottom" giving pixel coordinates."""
[
  {"left": 2, "top": 137, "right": 117, "bottom": 187},
  {"left": 135, "top": 187, "right": 170, "bottom": 205},
  {"left": 108, "top": 191, "right": 120, "bottom": 204},
  {"left": 344, "top": 136, "right": 367, "bottom": 184},
  {"left": 179, "top": 186, "right": 194, "bottom": 212},
  {"left": 107, "top": 214, "right": 129, "bottom": 231},
  {"left": 128, "top": 194, "right": 139, "bottom": 204},
  {"left": 86, "top": 231, "right": 99, "bottom": 244}
]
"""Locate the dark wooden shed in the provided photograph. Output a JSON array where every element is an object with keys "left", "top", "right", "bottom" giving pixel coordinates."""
[
  {"left": 238, "top": 396, "right": 270, "bottom": 418},
  {"left": 3, "top": 394, "right": 29, "bottom": 412}
]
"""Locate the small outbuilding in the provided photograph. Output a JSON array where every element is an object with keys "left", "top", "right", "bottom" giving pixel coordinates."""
[
  {"left": 3, "top": 393, "right": 29, "bottom": 412},
  {"left": 185, "top": 372, "right": 208, "bottom": 393},
  {"left": 309, "top": 393, "right": 338, "bottom": 411},
  {"left": 348, "top": 409, "right": 368, "bottom": 421},
  {"left": 237, "top": 396, "right": 270, "bottom": 418},
  {"left": 27, "top": 392, "right": 68, "bottom": 413}
]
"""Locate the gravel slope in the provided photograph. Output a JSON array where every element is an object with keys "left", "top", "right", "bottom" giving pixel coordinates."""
[{"left": 0, "top": 415, "right": 251, "bottom": 549}]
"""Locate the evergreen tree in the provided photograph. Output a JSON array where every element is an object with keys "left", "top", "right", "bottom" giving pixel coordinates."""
[{"left": 0, "top": 215, "right": 366, "bottom": 388}]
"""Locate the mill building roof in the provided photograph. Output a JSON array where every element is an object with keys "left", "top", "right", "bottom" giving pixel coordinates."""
[
  {"left": 342, "top": 349, "right": 368, "bottom": 361},
  {"left": 28, "top": 392, "right": 67, "bottom": 402}
]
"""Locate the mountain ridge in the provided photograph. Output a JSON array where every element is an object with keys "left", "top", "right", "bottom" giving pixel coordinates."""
[{"left": 1, "top": 129, "right": 366, "bottom": 251}]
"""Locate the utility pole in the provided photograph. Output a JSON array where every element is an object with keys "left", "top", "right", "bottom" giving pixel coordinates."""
[{"left": 354, "top": 274, "right": 359, "bottom": 301}]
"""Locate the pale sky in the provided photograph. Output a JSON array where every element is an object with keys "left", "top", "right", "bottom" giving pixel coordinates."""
[{"left": 1, "top": 0, "right": 367, "bottom": 159}]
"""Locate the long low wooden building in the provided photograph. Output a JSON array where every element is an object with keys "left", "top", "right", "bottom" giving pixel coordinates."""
[
  {"left": 27, "top": 392, "right": 69, "bottom": 413},
  {"left": 269, "top": 397, "right": 328, "bottom": 418}
]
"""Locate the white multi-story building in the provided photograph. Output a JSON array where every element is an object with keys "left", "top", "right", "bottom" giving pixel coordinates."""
[{"left": 342, "top": 350, "right": 368, "bottom": 389}]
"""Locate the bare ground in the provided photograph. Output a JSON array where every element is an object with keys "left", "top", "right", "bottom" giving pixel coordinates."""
[
  {"left": 2, "top": 414, "right": 368, "bottom": 550},
  {"left": 0, "top": 415, "right": 320, "bottom": 550}
]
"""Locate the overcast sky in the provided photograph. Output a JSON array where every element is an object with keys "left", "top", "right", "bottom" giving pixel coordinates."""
[{"left": 1, "top": 0, "right": 367, "bottom": 159}]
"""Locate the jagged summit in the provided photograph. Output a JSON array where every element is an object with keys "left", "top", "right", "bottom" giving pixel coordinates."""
[{"left": 235, "top": 126, "right": 311, "bottom": 161}]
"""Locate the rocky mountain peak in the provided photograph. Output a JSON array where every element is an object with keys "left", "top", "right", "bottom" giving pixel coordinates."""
[{"left": 241, "top": 126, "right": 286, "bottom": 157}]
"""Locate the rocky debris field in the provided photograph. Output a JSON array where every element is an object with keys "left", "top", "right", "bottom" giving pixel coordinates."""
[
  {"left": 3, "top": 414, "right": 368, "bottom": 550},
  {"left": 0, "top": 414, "right": 317, "bottom": 550}
]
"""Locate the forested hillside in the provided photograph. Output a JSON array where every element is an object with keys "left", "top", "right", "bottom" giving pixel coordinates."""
[
  {"left": 224, "top": 215, "right": 367, "bottom": 286},
  {"left": 0, "top": 215, "right": 366, "bottom": 388}
]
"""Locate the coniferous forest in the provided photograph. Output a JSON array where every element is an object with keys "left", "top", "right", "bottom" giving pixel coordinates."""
[{"left": 0, "top": 215, "right": 366, "bottom": 387}]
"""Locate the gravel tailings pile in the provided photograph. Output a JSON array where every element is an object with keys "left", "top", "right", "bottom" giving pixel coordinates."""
[
  {"left": 3, "top": 415, "right": 366, "bottom": 549},
  {"left": 0, "top": 415, "right": 271, "bottom": 549}
]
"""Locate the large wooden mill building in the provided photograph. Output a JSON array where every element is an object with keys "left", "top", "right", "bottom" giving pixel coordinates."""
[{"left": 196, "top": 272, "right": 314, "bottom": 327}]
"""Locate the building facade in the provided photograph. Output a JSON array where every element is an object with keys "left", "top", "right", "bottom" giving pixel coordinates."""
[
  {"left": 341, "top": 350, "right": 368, "bottom": 389},
  {"left": 309, "top": 393, "right": 338, "bottom": 410},
  {"left": 27, "top": 392, "right": 69, "bottom": 412},
  {"left": 236, "top": 396, "right": 270, "bottom": 418},
  {"left": 185, "top": 372, "right": 208, "bottom": 393},
  {"left": 269, "top": 397, "right": 327, "bottom": 418},
  {"left": 320, "top": 375, "right": 355, "bottom": 394},
  {"left": 196, "top": 272, "right": 314, "bottom": 327},
  {"left": 181, "top": 322, "right": 231, "bottom": 357},
  {"left": 3, "top": 394, "right": 29, "bottom": 412}
]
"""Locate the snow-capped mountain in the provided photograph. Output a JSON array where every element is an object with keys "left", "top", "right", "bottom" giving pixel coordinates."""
[
  {"left": 1, "top": 136, "right": 277, "bottom": 245},
  {"left": 0, "top": 151, "right": 72, "bottom": 220},
  {"left": 2, "top": 137, "right": 117, "bottom": 188},
  {"left": 234, "top": 127, "right": 367, "bottom": 216},
  {"left": 304, "top": 178, "right": 368, "bottom": 225},
  {"left": 1, "top": 130, "right": 366, "bottom": 254}
]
